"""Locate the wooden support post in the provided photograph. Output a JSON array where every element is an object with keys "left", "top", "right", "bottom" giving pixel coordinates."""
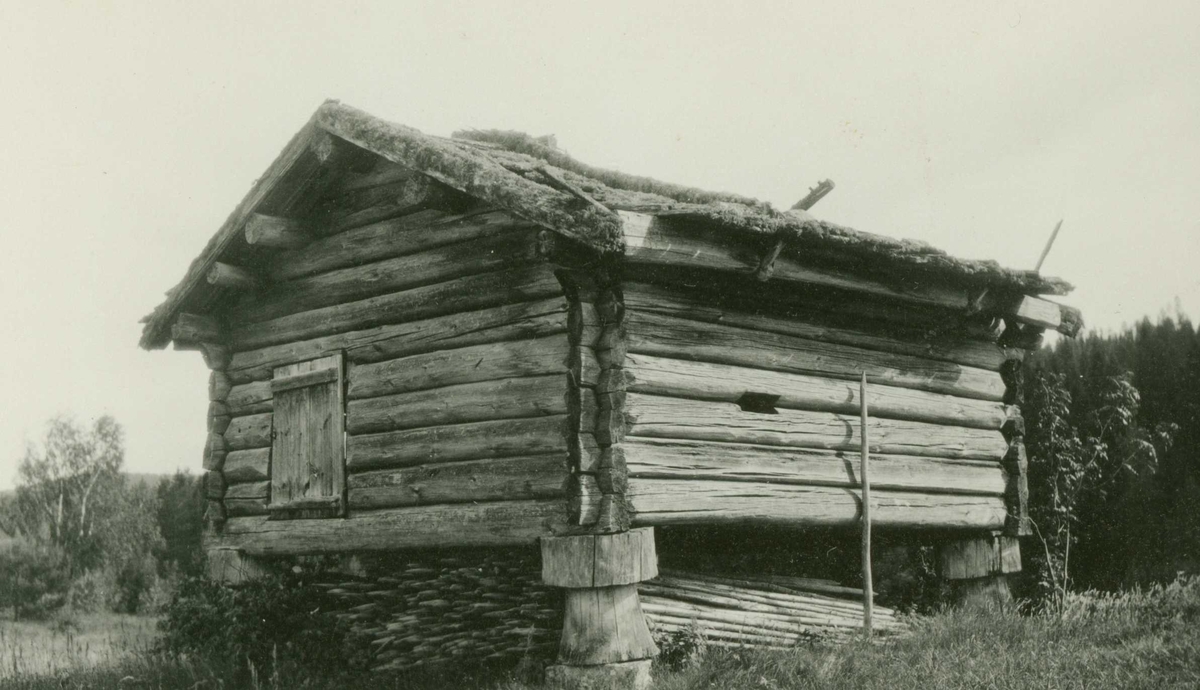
[
  {"left": 541, "top": 528, "right": 659, "bottom": 690},
  {"left": 206, "top": 548, "right": 269, "bottom": 584},
  {"left": 939, "top": 533, "right": 1021, "bottom": 608},
  {"left": 860, "top": 372, "right": 873, "bottom": 638}
]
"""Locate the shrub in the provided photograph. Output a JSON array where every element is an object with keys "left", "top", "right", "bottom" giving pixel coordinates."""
[
  {"left": 157, "top": 574, "right": 371, "bottom": 680},
  {"left": 0, "top": 542, "right": 70, "bottom": 619}
]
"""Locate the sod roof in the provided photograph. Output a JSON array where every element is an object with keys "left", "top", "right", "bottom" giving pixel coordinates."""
[{"left": 139, "top": 100, "right": 1073, "bottom": 349}]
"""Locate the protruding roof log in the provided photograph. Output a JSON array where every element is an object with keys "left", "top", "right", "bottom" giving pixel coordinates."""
[
  {"left": 207, "top": 262, "right": 259, "bottom": 290},
  {"left": 244, "top": 214, "right": 309, "bottom": 248}
]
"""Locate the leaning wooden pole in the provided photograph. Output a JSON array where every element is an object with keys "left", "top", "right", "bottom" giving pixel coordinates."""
[{"left": 860, "top": 371, "right": 874, "bottom": 638}]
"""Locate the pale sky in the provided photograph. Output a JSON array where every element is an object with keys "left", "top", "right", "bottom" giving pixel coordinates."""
[{"left": 1, "top": 1, "right": 1197, "bottom": 488}]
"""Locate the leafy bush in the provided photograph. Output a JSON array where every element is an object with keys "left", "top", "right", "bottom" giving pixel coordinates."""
[
  {"left": 0, "top": 543, "right": 70, "bottom": 619},
  {"left": 157, "top": 574, "right": 371, "bottom": 680}
]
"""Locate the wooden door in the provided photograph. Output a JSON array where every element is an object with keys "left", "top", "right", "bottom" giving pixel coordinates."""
[{"left": 269, "top": 353, "right": 345, "bottom": 519}]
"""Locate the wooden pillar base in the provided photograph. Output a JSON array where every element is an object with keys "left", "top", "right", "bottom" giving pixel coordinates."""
[
  {"left": 939, "top": 533, "right": 1020, "bottom": 609},
  {"left": 206, "top": 548, "right": 269, "bottom": 584},
  {"left": 545, "top": 659, "right": 652, "bottom": 690},
  {"left": 541, "top": 528, "right": 659, "bottom": 689},
  {"left": 952, "top": 574, "right": 1013, "bottom": 609}
]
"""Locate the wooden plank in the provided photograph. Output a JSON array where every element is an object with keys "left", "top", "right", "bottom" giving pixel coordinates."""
[
  {"left": 625, "top": 310, "right": 1005, "bottom": 402},
  {"left": 269, "top": 354, "right": 345, "bottom": 515},
  {"left": 622, "top": 281, "right": 1007, "bottom": 371},
  {"left": 232, "top": 229, "right": 542, "bottom": 324},
  {"left": 267, "top": 209, "right": 523, "bottom": 281},
  {"left": 622, "top": 353, "right": 1006, "bottom": 429},
  {"left": 347, "top": 414, "right": 570, "bottom": 471},
  {"left": 622, "top": 438, "right": 1006, "bottom": 495},
  {"left": 223, "top": 448, "right": 270, "bottom": 483},
  {"left": 227, "top": 297, "right": 573, "bottom": 383},
  {"left": 244, "top": 214, "right": 309, "bottom": 248},
  {"left": 1009, "top": 295, "right": 1061, "bottom": 331},
  {"left": 624, "top": 393, "right": 1007, "bottom": 461},
  {"left": 225, "top": 498, "right": 269, "bottom": 517},
  {"left": 346, "top": 454, "right": 568, "bottom": 509},
  {"left": 347, "top": 336, "right": 594, "bottom": 399},
  {"left": 228, "top": 264, "right": 564, "bottom": 351},
  {"left": 224, "top": 412, "right": 273, "bottom": 450},
  {"left": 347, "top": 374, "right": 569, "bottom": 434},
  {"left": 310, "top": 174, "right": 468, "bottom": 237},
  {"left": 627, "top": 479, "right": 1007, "bottom": 530},
  {"left": 214, "top": 499, "right": 569, "bottom": 555},
  {"left": 620, "top": 212, "right": 969, "bottom": 311}
]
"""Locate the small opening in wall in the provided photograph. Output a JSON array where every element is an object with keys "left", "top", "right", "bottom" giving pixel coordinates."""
[{"left": 737, "top": 392, "right": 780, "bottom": 414}]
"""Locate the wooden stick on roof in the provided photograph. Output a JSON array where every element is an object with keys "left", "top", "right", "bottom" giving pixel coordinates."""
[
  {"left": 755, "top": 179, "right": 836, "bottom": 281},
  {"left": 1034, "top": 219, "right": 1064, "bottom": 273},
  {"left": 791, "top": 179, "right": 836, "bottom": 211}
]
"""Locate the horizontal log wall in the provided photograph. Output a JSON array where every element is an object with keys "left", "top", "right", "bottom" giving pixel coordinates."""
[
  {"left": 619, "top": 278, "right": 1014, "bottom": 532},
  {"left": 210, "top": 202, "right": 578, "bottom": 552}
]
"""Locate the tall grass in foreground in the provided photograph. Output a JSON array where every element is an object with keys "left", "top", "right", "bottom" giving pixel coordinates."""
[{"left": 3, "top": 576, "right": 1199, "bottom": 689}]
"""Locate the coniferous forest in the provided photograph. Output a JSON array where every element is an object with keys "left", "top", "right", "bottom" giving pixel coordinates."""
[{"left": 1022, "top": 309, "right": 1200, "bottom": 597}]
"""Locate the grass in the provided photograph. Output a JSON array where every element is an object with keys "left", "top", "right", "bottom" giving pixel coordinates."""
[
  {"left": 2, "top": 577, "right": 1198, "bottom": 689},
  {"left": 0, "top": 612, "right": 158, "bottom": 679}
]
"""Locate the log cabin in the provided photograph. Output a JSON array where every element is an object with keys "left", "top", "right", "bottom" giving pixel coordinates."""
[{"left": 140, "top": 100, "right": 1081, "bottom": 686}]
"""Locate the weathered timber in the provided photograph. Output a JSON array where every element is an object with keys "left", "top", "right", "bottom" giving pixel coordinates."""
[
  {"left": 556, "top": 585, "right": 658, "bottom": 667},
  {"left": 225, "top": 480, "right": 270, "bottom": 500},
  {"left": 207, "top": 406, "right": 231, "bottom": 436},
  {"left": 171, "top": 312, "right": 220, "bottom": 343},
  {"left": 940, "top": 535, "right": 1022, "bottom": 579},
  {"left": 225, "top": 413, "right": 273, "bottom": 450},
  {"left": 622, "top": 438, "right": 1006, "bottom": 496},
  {"left": 207, "top": 262, "right": 259, "bottom": 290},
  {"left": 311, "top": 173, "right": 471, "bottom": 237},
  {"left": 209, "top": 371, "right": 232, "bottom": 401},
  {"left": 224, "top": 498, "right": 270, "bottom": 517},
  {"left": 1002, "top": 294, "right": 1083, "bottom": 336},
  {"left": 620, "top": 211, "right": 969, "bottom": 311},
  {"left": 545, "top": 659, "right": 652, "bottom": 690},
  {"left": 227, "top": 297, "right": 575, "bottom": 383},
  {"left": 348, "top": 337, "right": 597, "bottom": 399},
  {"left": 622, "top": 281, "right": 1007, "bottom": 371},
  {"left": 347, "top": 415, "right": 570, "bottom": 471},
  {"left": 347, "top": 454, "right": 568, "bottom": 509},
  {"left": 269, "top": 354, "right": 345, "bottom": 518},
  {"left": 202, "top": 432, "right": 227, "bottom": 471},
  {"left": 625, "top": 311, "right": 1005, "bottom": 401},
  {"left": 570, "top": 474, "right": 602, "bottom": 526},
  {"left": 226, "top": 380, "right": 273, "bottom": 415},
  {"left": 541, "top": 528, "right": 658, "bottom": 588},
  {"left": 206, "top": 548, "right": 270, "bottom": 584},
  {"left": 624, "top": 394, "right": 1008, "bottom": 461},
  {"left": 140, "top": 117, "right": 353, "bottom": 349},
  {"left": 627, "top": 479, "right": 1007, "bottom": 530},
  {"left": 328, "top": 157, "right": 413, "bottom": 194},
  {"left": 215, "top": 499, "right": 569, "bottom": 555},
  {"left": 233, "top": 229, "right": 543, "bottom": 324},
  {"left": 347, "top": 375, "right": 570, "bottom": 434},
  {"left": 203, "top": 500, "right": 226, "bottom": 526},
  {"left": 622, "top": 353, "right": 1006, "bottom": 429},
  {"left": 316, "top": 101, "right": 623, "bottom": 253},
  {"left": 204, "top": 470, "right": 225, "bottom": 499},
  {"left": 229, "top": 265, "right": 564, "bottom": 351},
  {"left": 268, "top": 209, "right": 525, "bottom": 281},
  {"left": 244, "top": 213, "right": 310, "bottom": 248},
  {"left": 223, "top": 448, "right": 270, "bottom": 483},
  {"left": 1004, "top": 441, "right": 1031, "bottom": 536}
]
